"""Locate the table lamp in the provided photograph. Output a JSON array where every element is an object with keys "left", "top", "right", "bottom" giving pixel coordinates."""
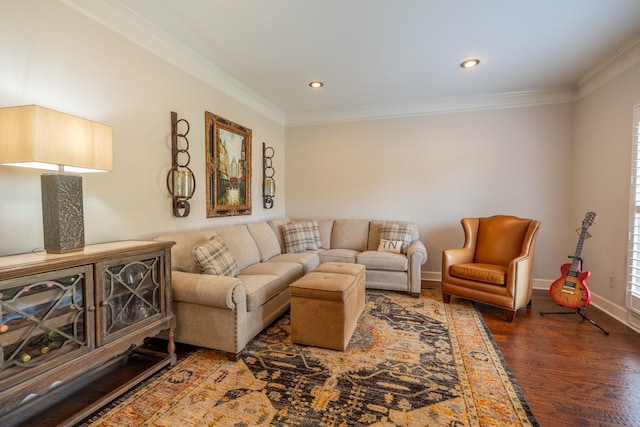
[{"left": 0, "top": 105, "right": 113, "bottom": 253}]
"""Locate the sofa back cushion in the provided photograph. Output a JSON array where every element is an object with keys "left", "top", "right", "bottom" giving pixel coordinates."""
[
  {"left": 268, "top": 218, "right": 291, "bottom": 253},
  {"left": 154, "top": 229, "right": 215, "bottom": 273},
  {"left": 214, "top": 224, "right": 261, "bottom": 271},
  {"left": 247, "top": 221, "right": 282, "bottom": 261},
  {"left": 331, "top": 219, "right": 370, "bottom": 251}
]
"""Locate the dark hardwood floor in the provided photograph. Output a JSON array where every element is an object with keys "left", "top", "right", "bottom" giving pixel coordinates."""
[
  {"left": 3, "top": 287, "right": 640, "bottom": 426},
  {"left": 476, "top": 288, "right": 640, "bottom": 427}
]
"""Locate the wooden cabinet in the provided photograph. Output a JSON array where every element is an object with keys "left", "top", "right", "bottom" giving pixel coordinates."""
[{"left": 0, "top": 240, "right": 175, "bottom": 421}]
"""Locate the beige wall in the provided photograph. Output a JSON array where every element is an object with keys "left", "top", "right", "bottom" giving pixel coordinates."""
[
  {"left": 573, "top": 64, "right": 640, "bottom": 310},
  {"left": 285, "top": 104, "right": 575, "bottom": 281},
  {"left": 0, "top": 1, "right": 286, "bottom": 256}
]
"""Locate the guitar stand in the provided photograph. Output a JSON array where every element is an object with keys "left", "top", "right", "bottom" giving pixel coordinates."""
[{"left": 540, "top": 306, "right": 609, "bottom": 335}]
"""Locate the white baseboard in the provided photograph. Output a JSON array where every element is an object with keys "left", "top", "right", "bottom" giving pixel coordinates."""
[{"left": 421, "top": 270, "right": 640, "bottom": 333}]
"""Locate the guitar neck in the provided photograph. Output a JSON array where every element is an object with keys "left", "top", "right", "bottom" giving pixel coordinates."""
[{"left": 569, "top": 227, "right": 589, "bottom": 275}]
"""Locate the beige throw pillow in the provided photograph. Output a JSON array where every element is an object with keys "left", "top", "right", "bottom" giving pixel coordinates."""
[{"left": 377, "top": 239, "right": 403, "bottom": 253}]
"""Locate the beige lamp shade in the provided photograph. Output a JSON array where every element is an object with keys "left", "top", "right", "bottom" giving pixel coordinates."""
[
  {"left": 0, "top": 105, "right": 113, "bottom": 253},
  {"left": 0, "top": 105, "right": 113, "bottom": 172}
]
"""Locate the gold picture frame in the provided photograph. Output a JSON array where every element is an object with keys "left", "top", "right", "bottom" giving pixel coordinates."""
[{"left": 205, "top": 112, "right": 252, "bottom": 217}]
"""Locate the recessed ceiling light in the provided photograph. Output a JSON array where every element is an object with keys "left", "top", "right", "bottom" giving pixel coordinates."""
[
  {"left": 460, "top": 58, "right": 480, "bottom": 69},
  {"left": 309, "top": 81, "right": 324, "bottom": 88}
]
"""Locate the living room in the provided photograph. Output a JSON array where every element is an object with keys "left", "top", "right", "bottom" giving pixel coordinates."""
[
  {"left": 2, "top": 0, "right": 640, "bottom": 425},
  {"left": 3, "top": 0, "right": 640, "bottom": 329}
]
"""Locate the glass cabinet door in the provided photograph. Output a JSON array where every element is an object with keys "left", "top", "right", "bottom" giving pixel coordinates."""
[
  {"left": 0, "top": 266, "right": 93, "bottom": 384},
  {"left": 98, "top": 251, "right": 165, "bottom": 345}
]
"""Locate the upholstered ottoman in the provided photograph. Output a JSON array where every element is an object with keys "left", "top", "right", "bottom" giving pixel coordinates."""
[
  {"left": 289, "top": 263, "right": 365, "bottom": 350},
  {"left": 313, "top": 262, "right": 366, "bottom": 316}
]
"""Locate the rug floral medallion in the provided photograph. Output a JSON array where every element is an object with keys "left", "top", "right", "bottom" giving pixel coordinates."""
[{"left": 86, "top": 290, "right": 538, "bottom": 426}]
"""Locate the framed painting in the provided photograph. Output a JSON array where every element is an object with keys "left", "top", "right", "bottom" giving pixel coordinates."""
[{"left": 205, "top": 112, "right": 252, "bottom": 217}]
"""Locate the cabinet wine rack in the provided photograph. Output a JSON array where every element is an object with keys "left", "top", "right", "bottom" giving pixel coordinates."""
[{"left": 0, "top": 240, "right": 176, "bottom": 423}]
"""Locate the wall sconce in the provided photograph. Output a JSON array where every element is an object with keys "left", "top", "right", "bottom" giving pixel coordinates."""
[
  {"left": 166, "top": 111, "right": 195, "bottom": 217},
  {"left": 0, "top": 105, "right": 113, "bottom": 253},
  {"left": 263, "top": 142, "right": 275, "bottom": 209}
]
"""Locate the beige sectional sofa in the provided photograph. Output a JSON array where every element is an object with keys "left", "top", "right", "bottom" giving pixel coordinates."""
[{"left": 154, "top": 218, "right": 427, "bottom": 358}]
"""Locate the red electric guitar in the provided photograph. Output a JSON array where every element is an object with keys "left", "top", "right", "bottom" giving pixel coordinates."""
[{"left": 549, "top": 212, "right": 597, "bottom": 309}]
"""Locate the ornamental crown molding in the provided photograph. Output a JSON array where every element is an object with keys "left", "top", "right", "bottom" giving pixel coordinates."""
[
  {"left": 577, "top": 35, "right": 640, "bottom": 100},
  {"left": 63, "top": 0, "right": 286, "bottom": 126},
  {"left": 285, "top": 88, "right": 576, "bottom": 127}
]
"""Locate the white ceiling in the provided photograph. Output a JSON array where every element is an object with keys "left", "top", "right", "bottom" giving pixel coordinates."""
[{"left": 67, "top": 0, "right": 640, "bottom": 125}]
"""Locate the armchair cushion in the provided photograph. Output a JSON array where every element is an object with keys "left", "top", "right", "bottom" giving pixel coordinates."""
[{"left": 450, "top": 262, "right": 506, "bottom": 285}]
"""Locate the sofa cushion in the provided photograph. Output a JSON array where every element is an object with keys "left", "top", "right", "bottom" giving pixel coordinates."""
[
  {"left": 331, "top": 219, "right": 369, "bottom": 251},
  {"left": 214, "top": 225, "right": 262, "bottom": 271},
  {"left": 377, "top": 239, "right": 403, "bottom": 253},
  {"left": 319, "top": 248, "right": 359, "bottom": 264},
  {"left": 283, "top": 221, "right": 319, "bottom": 253},
  {"left": 380, "top": 221, "right": 413, "bottom": 253},
  {"left": 240, "top": 261, "right": 304, "bottom": 286},
  {"left": 237, "top": 274, "right": 290, "bottom": 311},
  {"left": 247, "top": 221, "right": 282, "bottom": 261},
  {"left": 357, "top": 250, "right": 408, "bottom": 271},
  {"left": 192, "top": 236, "right": 238, "bottom": 277},
  {"left": 268, "top": 252, "right": 321, "bottom": 274}
]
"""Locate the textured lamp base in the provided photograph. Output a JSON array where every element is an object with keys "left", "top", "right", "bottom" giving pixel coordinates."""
[{"left": 41, "top": 174, "right": 85, "bottom": 253}]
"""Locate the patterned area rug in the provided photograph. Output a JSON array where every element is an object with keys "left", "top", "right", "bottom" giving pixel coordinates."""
[{"left": 85, "top": 290, "right": 538, "bottom": 426}]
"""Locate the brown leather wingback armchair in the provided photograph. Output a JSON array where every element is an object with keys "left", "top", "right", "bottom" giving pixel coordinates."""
[{"left": 442, "top": 215, "right": 540, "bottom": 321}]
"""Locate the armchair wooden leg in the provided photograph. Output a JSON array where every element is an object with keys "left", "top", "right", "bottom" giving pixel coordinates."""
[
  {"left": 505, "top": 310, "right": 516, "bottom": 322},
  {"left": 442, "top": 293, "right": 451, "bottom": 303}
]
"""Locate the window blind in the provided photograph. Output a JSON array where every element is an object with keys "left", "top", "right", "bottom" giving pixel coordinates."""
[{"left": 627, "top": 105, "right": 640, "bottom": 315}]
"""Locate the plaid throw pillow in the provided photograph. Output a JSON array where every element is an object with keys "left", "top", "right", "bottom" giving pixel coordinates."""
[
  {"left": 283, "top": 221, "right": 319, "bottom": 253},
  {"left": 309, "top": 220, "right": 322, "bottom": 248},
  {"left": 193, "top": 236, "right": 238, "bottom": 277},
  {"left": 379, "top": 222, "right": 413, "bottom": 253}
]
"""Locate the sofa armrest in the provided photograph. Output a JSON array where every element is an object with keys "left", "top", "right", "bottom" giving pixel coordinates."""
[
  {"left": 171, "top": 271, "right": 246, "bottom": 309},
  {"left": 405, "top": 240, "right": 428, "bottom": 295},
  {"left": 406, "top": 240, "right": 427, "bottom": 265}
]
